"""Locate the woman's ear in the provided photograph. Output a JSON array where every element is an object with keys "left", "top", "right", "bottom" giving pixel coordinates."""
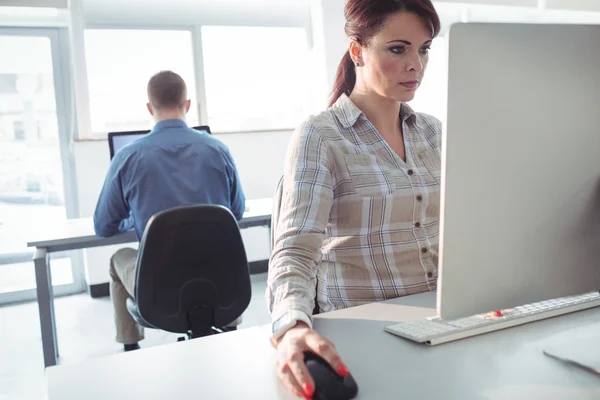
[{"left": 349, "top": 40, "right": 363, "bottom": 66}]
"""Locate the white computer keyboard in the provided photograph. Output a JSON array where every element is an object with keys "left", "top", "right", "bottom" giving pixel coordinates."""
[{"left": 384, "top": 292, "right": 600, "bottom": 345}]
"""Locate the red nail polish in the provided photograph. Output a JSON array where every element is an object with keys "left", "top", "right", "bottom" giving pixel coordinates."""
[
  {"left": 337, "top": 365, "right": 349, "bottom": 377},
  {"left": 304, "top": 383, "right": 314, "bottom": 396}
]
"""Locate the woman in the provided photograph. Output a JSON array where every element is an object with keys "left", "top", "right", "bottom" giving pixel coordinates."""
[{"left": 267, "top": 0, "right": 441, "bottom": 397}]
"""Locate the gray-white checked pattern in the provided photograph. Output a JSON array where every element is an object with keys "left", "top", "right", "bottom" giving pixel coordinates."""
[{"left": 267, "top": 94, "right": 442, "bottom": 323}]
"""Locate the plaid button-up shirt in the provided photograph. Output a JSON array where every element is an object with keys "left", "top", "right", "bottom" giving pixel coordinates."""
[{"left": 267, "top": 94, "right": 442, "bottom": 323}]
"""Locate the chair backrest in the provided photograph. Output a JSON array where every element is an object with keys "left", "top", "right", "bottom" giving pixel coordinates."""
[
  {"left": 134, "top": 204, "right": 251, "bottom": 333},
  {"left": 270, "top": 175, "right": 285, "bottom": 251}
]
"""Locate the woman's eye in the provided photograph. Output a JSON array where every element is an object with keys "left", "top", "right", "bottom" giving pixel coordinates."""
[
  {"left": 390, "top": 46, "right": 405, "bottom": 54},
  {"left": 420, "top": 46, "right": 431, "bottom": 54}
]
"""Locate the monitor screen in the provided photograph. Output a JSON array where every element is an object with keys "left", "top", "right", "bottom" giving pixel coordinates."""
[
  {"left": 110, "top": 131, "right": 148, "bottom": 158},
  {"left": 108, "top": 125, "right": 211, "bottom": 160}
]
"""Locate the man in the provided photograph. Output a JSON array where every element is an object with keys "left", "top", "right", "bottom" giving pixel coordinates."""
[{"left": 93, "top": 70, "right": 245, "bottom": 351}]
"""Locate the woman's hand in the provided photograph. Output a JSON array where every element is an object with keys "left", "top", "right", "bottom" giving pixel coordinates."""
[{"left": 274, "top": 322, "right": 350, "bottom": 399}]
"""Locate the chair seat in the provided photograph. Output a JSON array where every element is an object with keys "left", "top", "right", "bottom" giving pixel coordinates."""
[{"left": 126, "top": 297, "right": 157, "bottom": 329}]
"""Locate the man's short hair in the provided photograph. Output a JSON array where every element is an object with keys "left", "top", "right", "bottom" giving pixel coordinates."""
[{"left": 147, "top": 70, "right": 187, "bottom": 111}]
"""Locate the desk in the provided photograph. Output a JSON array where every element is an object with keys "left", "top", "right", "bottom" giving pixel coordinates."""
[
  {"left": 46, "top": 292, "right": 600, "bottom": 399},
  {"left": 27, "top": 198, "right": 272, "bottom": 368}
]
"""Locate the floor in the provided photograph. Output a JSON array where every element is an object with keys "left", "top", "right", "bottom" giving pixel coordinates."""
[{"left": 0, "top": 273, "right": 270, "bottom": 400}]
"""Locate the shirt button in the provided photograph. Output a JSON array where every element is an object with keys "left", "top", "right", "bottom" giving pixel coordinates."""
[
  {"left": 414, "top": 222, "right": 421, "bottom": 228},
  {"left": 416, "top": 195, "right": 423, "bottom": 202},
  {"left": 421, "top": 247, "right": 428, "bottom": 254},
  {"left": 407, "top": 169, "right": 414, "bottom": 176},
  {"left": 427, "top": 272, "right": 433, "bottom": 278}
]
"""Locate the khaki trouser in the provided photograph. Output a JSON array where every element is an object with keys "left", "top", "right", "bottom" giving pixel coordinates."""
[
  {"left": 109, "top": 248, "right": 242, "bottom": 345},
  {"left": 109, "top": 248, "right": 144, "bottom": 344}
]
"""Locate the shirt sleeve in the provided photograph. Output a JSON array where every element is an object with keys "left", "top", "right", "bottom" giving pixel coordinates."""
[
  {"left": 266, "top": 119, "right": 333, "bottom": 323},
  {"left": 93, "top": 154, "right": 131, "bottom": 237},
  {"left": 223, "top": 148, "right": 246, "bottom": 221}
]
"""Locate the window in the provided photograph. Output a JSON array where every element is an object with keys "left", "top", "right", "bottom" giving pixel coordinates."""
[
  {"left": 84, "top": 29, "right": 199, "bottom": 135},
  {"left": 201, "top": 26, "right": 312, "bottom": 132},
  {"left": 409, "top": 37, "right": 448, "bottom": 123},
  {"left": 0, "top": 30, "right": 83, "bottom": 302}
]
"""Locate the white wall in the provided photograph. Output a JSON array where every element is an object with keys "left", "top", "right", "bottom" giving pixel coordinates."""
[
  {"left": 547, "top": 0, "right": 600, "bottom": 12},
  {"left": 75, "top": 130, "right": 291, "bottom": 285}
]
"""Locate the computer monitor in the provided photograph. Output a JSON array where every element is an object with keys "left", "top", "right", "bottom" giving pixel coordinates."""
[
  {"left": 108, "top": 130, "right": 148, "bottom": 159},
  {"left": 108, "top": 125, "right": 211, "bottom": 159},
  {"left": 437, "top": 23, "right": 600, "bottom": 320}
]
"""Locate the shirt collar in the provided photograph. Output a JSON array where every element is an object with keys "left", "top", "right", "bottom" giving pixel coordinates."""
[
  {"left": 399, "top": 101, "right": 418, "bottom": 124},
  {"left": 152, "top": 118, "right": 188, "bottom": 132},
  {"left": 331, "top": 93, "right": 418, "bottom": 128},
  {"left": 331, "top": 94, "right": 363, "bottom": 128}
]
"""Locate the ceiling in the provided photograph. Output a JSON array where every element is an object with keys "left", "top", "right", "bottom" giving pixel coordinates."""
[{"left": 80, "top": 0, "right": 311, "bottom": 27}]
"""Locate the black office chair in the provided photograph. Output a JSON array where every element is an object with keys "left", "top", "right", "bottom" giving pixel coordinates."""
[{"left": 126, "top": 204, "right": 251, "bottom": 340}]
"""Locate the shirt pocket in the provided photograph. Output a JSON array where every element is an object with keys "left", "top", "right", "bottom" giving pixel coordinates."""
[
  {"left": 417, "top": 147, "right": 442, "bottom": 182},
  {"left": 344, "top": 154, "right": 396, "bottom": 197}
]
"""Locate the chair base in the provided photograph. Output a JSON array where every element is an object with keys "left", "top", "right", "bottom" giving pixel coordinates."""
[
  {"left": 177, "top": 326, "right": 237, "bottom": 342},
  {"left": 127, "top": 297, "right": 241, "bottom": 341}
]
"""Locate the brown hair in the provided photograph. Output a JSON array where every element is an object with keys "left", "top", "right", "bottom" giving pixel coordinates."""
[
  {"left": 329, "top": 0, "right": 441, "bottom": 107},
  {"left": 147, "top": 70, "right": 188, "bottom": 111}
]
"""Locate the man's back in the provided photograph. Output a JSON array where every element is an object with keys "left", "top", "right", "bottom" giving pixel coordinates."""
[
  {"left": 94, "top": 119, "right": 245, "bottom": 239},
  {"left": 97, "top": 70, "right": 247, "bottom": 350}
]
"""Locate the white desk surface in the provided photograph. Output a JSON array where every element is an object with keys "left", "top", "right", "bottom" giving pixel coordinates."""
[
  {"left": 46, "top": 292, "right": 600, "bottom": 399},
  {"left": 27, "top": 198, "right": 273, "bottom": 249}
]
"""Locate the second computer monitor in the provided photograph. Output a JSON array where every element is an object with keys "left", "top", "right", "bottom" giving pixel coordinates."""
[
  {"left": 108, "top": 125, "right": 211, "bottom": 159},
  {"left": 438, "top": 23, "right": 600, "bottom": 320}
]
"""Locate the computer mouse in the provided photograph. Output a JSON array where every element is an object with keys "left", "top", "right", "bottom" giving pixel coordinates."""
[{"left": 304, "top": 351, "right": 358, "bottom": 400}]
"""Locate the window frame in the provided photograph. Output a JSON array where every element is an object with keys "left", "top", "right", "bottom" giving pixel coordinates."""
[
  {"left": 78, "top": 22, "right": 313, "bottom": 139},
  {"left": 81, "top": 24, "right": 203, "bottom": 138},
  {"left": 0, "top": 27, "right": 85, "bottom": 305}
]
